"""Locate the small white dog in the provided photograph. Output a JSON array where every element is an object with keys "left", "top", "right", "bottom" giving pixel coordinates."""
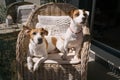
[
  {"left": 24, "top": 26, "right": 57, "bottom": 72},
  {"left": 56, "top": 9, "right": 89, "bottom": 60}
]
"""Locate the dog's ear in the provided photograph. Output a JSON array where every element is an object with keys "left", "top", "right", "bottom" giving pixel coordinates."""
[
  {"left": 41, "top": 28, "right": 48, "bottom": 36},
  {"left": 23, "top": 25, "right": 31, "bottom": 30},
  {"left": 69, "top": 9, "right": 75, "bottom": 18},
  {"left": 85, "top": 11, "right": 89, "bottom": 16},
  {"left": 23, "top": 25, "right": 31, "bottom": 35}
]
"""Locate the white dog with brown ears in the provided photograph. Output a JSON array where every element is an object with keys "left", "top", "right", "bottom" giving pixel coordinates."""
[
  {"left": 56, "top": 9, "right": 89, "bottom": 61},
  {"left": 24, "top": 26, "right": 57, "bottom": 72}
]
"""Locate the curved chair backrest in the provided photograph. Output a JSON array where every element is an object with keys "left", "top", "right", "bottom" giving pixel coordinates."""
[{"left": 25, "top": 2, "right": 77, "bottom": 28}]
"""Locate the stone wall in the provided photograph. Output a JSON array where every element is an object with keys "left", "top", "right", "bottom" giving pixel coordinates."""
[
  {"left": 24, "top": 0, "right": 41, "bottom": 5},
  {"left": 0, "top": 31, "right": 19, "bottom": 80}
]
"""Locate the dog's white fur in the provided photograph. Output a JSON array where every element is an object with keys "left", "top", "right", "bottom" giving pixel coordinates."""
[
  {"left": 56, "top": 9, "right": 89, "bottom": 60},
  {"left": 24, "top": 27, "right": 57, "bottom": 72}
]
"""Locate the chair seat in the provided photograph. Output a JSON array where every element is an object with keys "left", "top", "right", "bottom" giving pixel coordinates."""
[{"left": 44, "top": 52, "right": 81, "bottom": 64}]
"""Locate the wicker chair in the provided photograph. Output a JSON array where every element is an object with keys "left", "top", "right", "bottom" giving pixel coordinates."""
[{"left": 16, "top": 3, "right": 91, "bottom": 80}]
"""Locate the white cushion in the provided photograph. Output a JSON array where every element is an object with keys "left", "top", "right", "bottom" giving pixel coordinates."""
[
  {"left": 32, "top": 52, "right": 80, "bottom": 64},
  {"left": 37, "top": 15, "right": 71, "bottom": 25}
]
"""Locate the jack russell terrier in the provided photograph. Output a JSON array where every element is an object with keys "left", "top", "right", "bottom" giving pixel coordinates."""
[
  {"left": 24, "top": 26, "right": 57, "bottom": 72},
  {"left": 56, "top": 9, "right": 89, "bottom": 60}
]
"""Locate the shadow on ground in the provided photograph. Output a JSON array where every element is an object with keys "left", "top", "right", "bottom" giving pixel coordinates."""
[{"left": 88, "top": 61, "right": 119, "bottom": 80}]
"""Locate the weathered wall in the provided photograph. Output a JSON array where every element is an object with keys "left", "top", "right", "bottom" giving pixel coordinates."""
[{"left": 24, "top": 0, "right": 41, "bottom": 5}]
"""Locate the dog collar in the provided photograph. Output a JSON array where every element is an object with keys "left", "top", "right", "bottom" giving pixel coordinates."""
[{"left": 69, "top": 27, "right": 82, "bottom": 34}]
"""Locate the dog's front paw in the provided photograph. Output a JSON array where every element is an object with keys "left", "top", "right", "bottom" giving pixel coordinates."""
[
  {"left": 61, "top": 55, "right": 67, "bottom": 60},
  {"left": 27, "top": 64, "right": 33, "bottom": 72},
  {"left": 61, "top": 51, "right": 68, "bottom": 60},
  {"left": 71, "top": 55, "right": 80, "bottom": 61},
  {"left": 33, "top": 63, "right": 39, "bottom": 71}
]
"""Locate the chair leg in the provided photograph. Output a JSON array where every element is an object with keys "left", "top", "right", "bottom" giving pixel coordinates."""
[{"left": 80, "top": 41, "right": 90, "bottom": 80}]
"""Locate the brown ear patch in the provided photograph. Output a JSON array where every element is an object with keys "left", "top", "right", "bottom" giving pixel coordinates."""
[
  {"left": 69, "top": 9, "right": 80, "bottom": 18},
  {"left": 40, "top": 28, "right": 48, "bottom": 36},
  {"left": 69, "top": 9, "right": 75, "bottom": 18},
  {"left": 43, "top": 29, "right": 48, "bottom": 36},
  {"left": 73, "top": 10, "right": 80, "bottom": 17},
  {"left": 23, "top": 25, "right": 32, "bottom": 36}
]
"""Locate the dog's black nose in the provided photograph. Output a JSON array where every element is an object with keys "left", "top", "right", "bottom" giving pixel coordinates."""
[
  {"left": 38, "top": 38, "right": 43, "bottom": 44},
  {"left": 82, "top": 17, "right": 86, "bottom": 22},
  {"left": 81, "top": 17, "right": 86, "bottom": 24}
]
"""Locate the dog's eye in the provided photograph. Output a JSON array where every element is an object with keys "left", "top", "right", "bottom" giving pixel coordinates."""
[
  {"left": 75, "top": 13, "right": 79, "bottom": 17},
  {"left": 84, "top": 13, "right": 87, "bottom": 17},
  {"left": 32, "top": 32, "right": 36, "bottom": 35},
  {"left": 40, "top": 32, "right": 44, "bottom": 35}
]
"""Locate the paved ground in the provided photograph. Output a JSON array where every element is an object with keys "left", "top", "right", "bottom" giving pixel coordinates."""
[
  {"left": 88, "top": 61, "right": 119, "bottom": 80},
  {"left": 88, "top": 53, "right": 119, "bottom": 80}
]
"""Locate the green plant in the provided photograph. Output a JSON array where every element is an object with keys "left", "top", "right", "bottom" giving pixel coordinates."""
[{"left": 0, "top": 4, "right": 7, "bottom": 23}]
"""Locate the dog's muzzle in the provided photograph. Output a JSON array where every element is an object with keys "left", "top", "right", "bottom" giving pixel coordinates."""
[
  {"left": 81, "top": 17, "right": 86, "bottom": 24},
  {"left": 37, "top": 38, "right": 43, "bottom": 44}
]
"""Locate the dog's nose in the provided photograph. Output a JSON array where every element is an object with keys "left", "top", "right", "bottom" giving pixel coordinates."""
[
  {"left": 38, "top": 38, "right": 43, "bottom": 44},
  {"left": 81, "top": 17, "right": 86, "bottom": 24},
  {"left": 82, "top": 17, "right": 86, "bottom": 21}
]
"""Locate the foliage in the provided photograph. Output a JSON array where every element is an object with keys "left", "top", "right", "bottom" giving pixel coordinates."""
[{"left": 0, "top": 4, "right": 7, "bottom": 23}]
